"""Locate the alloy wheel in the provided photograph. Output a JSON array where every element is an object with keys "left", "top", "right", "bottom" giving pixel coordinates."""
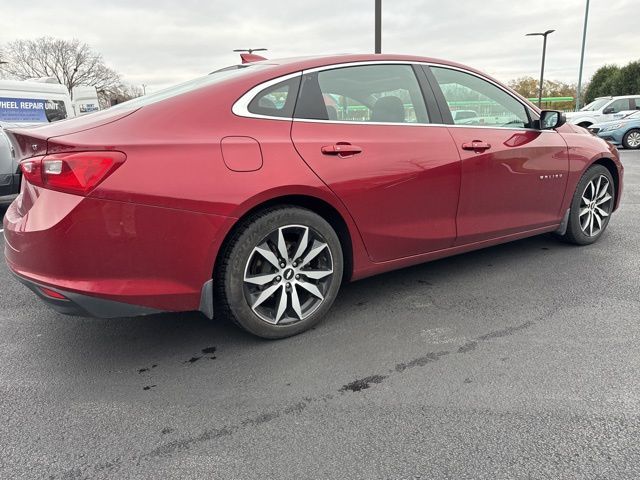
[
  {"left": 243, "top": 224, "right": 334, "bottom": 325},
  {"left": 626, "top": 131, "right": 640, "bottom": 148},
  {"left": 579, "top": 174, "right": 613, "bottom": 237}
]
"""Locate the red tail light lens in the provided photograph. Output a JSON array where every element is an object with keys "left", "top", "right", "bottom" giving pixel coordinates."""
[
  {"left": 20, "top": 151, "right": 126, "bottom": 195},
  {"left": 20, "top": 157, "right": 45, "bottom": 187}
]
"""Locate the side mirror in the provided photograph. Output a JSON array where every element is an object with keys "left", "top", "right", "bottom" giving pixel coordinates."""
[
  {"left": 602, "top": 107, "right": 614, "bottom": 114},
  {"left": 539, "top": 110, "right": 566, "bottom": 130}
]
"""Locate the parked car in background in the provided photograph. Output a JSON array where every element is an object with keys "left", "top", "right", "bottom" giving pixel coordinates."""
[
  {"left": 0, "top": 127, "right": 17, "bottom": 206},
  {"left": 565, "top": 95, "right": 640, "bottom": 128},
  {"left": 451, "top": 109, "right": 480, "bottom": 125},
  {"left": 3, "top": 54, "right": 623, "bottom": 338},
  {"left": 590, "top": 110, "right": 640, "bottom": 149},
  {"left": 0, "top": 79, "right": 76, "bottom": 205}
]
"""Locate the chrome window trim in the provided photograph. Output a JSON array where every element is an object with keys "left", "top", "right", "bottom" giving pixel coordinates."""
[
  {"left": 231, "top": 71, "right": 302, "bottom": 122},
  {"left": 232, "top": 60, "right": 556, "bottom": 133}
]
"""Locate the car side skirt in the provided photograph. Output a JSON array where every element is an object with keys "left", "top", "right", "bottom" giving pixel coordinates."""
[{"left": 352, "top": 223, "right": 560, "bottom": 281}]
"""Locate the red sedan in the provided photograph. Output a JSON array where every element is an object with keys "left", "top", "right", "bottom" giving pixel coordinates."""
[{"left": 3, "top": 54, "right": 623, "bottom": 338}]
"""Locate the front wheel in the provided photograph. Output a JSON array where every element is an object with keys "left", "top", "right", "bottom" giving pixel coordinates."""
[
  {"left": 215, "top": 206, "right": 343, "bottom": 339},
  {"left": 557, "top": 164, "right": 615, "bottom": 245}
]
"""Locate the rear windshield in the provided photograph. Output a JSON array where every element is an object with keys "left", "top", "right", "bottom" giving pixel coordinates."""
[{"left": 107, "top": 64, "right": 264, "bottom": 112}]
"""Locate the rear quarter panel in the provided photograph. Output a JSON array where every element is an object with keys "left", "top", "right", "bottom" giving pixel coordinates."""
[{"left": 46, "top": 77, "right": 370, "bottom": 285}]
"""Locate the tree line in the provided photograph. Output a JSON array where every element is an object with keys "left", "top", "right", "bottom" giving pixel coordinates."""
[
  {"left": 583, "top": 61, "right": 640, "bottom": 104},
  {"left": 0, "top": 37, "right": 141, "bottom": 108},
  {"left": 508, "top": 59, "right": 639, "bottom": 110}
]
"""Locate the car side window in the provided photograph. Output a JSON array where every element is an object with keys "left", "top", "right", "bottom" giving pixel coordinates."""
[
  {"left": 294, "top": 65, "right": 430, "bottom": 124},
  {"left": 431, "top": 67, "right": 531, "bottom": 128},
  {"left": 248, "top": 77, "right": 299, "bottom": 118},
  {"left": 607, "top": 99, "right": 630, "bottom": 113}
]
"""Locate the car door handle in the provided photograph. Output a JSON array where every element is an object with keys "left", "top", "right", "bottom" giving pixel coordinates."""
[
  {"left": 321, "top": 144, "right": 363, "bottom": 157},
  {"left": 461, "top": 141, "right": 492, "bottom": 152}
]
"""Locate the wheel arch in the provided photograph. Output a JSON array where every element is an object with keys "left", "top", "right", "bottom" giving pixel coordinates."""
[
  {"left": 592, "top": 157, "right": 621, "bottom": 209},
  {"left": 213, "top": 194, "right": 356, "bottom": 284}
]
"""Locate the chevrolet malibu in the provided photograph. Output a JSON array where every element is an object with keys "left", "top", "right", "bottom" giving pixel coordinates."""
[{"left": 2, "top": 54, "right": 624, "bottom": 338}]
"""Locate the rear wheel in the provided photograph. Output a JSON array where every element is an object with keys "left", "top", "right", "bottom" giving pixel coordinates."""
[
  {"left": 557, "top": 165, "right": 615, "bottom": 245},
  {"left": 622, "top": 129, "right": 640, "bottom": 149},
  {"left": 215, "top": 206, "right": 343, "bottom": 339}
]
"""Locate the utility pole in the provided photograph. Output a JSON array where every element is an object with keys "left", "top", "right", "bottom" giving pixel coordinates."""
[
  {"left": 375, "top": 0, "right": 382, "bottom": 54},
  {"left": 526, "top": 29, "right": 555, "bottom": 107},
  {"left": 142, "top": 84, "right": 147, "bottom": 95},
  {"left": 576, "top": 0, "right": 590, "bottom": 110}
]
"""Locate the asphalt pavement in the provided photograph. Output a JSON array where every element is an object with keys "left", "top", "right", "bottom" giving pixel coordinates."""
[{"left": 1, "top": 150, "right": 639, "bottom": 479}]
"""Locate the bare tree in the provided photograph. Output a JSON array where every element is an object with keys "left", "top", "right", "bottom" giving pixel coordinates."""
[
  {"left": 0, "top": 37, "right": 121, "bottom": 99},
  {"left": 97, "top": 83, "right": 143, "bottom": 108}
]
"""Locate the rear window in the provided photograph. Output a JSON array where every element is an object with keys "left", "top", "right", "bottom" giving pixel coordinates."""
[{"left": 107, "top": 64, "right": 264, "bottom": 112}]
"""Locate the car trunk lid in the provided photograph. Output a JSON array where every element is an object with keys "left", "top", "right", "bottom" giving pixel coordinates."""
[{"left": 5, "top": 106, "right": 139, "bottom": 161}]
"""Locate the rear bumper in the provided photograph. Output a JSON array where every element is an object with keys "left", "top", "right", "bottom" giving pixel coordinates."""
[
  {"left": 3, "top": 185, "right": 233, "bottom": 317},
  {"left": 10, "top": 268, "right": 163, "bottom": 318}
]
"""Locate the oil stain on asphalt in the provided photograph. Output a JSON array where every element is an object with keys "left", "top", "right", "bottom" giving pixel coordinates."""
[
  {"left": 90, "top": 313, "right": 551, "bottom": 475},
  {"left": 340, "top": 375, "right": 387, "bottom": 392}
]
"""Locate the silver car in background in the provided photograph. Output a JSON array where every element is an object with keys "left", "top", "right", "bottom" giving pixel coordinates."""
[{"left": 0, "top": 125, "right": 19, "bottom": 206}]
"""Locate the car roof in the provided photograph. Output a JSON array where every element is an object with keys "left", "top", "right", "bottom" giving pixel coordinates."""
[
  {"left": 248, "top": 53, "right": 487, "bottom": 76},
  {"left": 598, "top": 95, "right": 640, "bottom": 100},
  {"left": 232, "top": 53, "right": 537, "bottom": 111}
]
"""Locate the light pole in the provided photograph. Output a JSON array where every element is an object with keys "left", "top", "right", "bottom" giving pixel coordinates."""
[
  {"left": 526, "top": 29, "right": 555, "bottom": 107},
  {"left": 576, "top": 0, "right": 590, "bottom": 110},
  {"left": 375, "top": 0, "right": 381, "bottom": 54}
]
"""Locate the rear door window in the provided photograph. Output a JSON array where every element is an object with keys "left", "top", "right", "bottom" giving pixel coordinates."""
[{"left": 294, "top": 64, "right": 430, "bottom": 124}]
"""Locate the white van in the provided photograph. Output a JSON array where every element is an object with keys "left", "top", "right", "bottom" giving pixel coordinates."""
[
  {"left": 0, "top": 79, "right": 75, "bottom": 204},
  {"left": 72, "top": 85, "right": 101, "bottom": 116},
  {"left": 565, "top": 95, "right": 640, "bottom": 128}
]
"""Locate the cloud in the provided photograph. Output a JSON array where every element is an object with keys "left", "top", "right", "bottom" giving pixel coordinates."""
[{"left": 1, "top": 0, "right": 637, "bottom": 91}]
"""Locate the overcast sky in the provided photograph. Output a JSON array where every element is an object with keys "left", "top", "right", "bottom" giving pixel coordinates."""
[{"left": 1, "top": 0, "right": 637, "bottom": 93}]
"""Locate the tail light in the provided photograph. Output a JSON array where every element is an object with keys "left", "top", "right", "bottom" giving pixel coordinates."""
[
  {"left": 20, "top": 151, "right": 126, "bottom": 195},
  {"left": 20, "top": 157, "right": 45, "bottom": 187}
]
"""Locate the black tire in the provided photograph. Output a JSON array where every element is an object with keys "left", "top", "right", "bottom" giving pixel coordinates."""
[
  {"left": 557, "top": 164, "right": 615, "bottom": 245},
  {"left": 622, "top": 129, "right": 640, "bottom": 149},
  {"left": 214, "top": 206, "right": 343, "bottom": 339}
]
